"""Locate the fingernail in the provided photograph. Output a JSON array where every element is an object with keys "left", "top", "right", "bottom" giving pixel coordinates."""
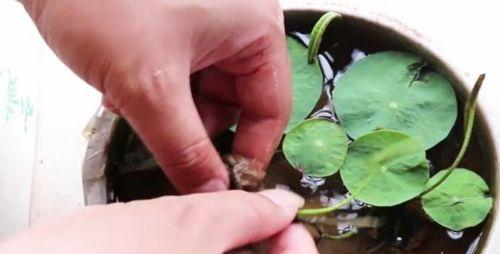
[
  {"left": 259, "top": 189, "right": 305, "bottom": 217},
  {"left": 192, "top": 178, "right": 229, "bottom": 193}
]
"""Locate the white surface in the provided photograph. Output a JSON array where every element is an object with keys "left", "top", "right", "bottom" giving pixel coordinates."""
[
  {"left": 0, "top": 1, "right": 39, "bottom": 238},
  {"left": 28, "top": 38, "right": 100, "bottom": 225},
  {"left": 0, "top": 0, "right": 498, "bottom": 243},
  {"left": 0, "top": 1, "right": 100, "bottom": 239}
]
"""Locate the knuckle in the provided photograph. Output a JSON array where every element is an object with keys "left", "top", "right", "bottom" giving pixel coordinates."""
[
  {"left": 161, "top": 138, "right": 222, "bottom": 188},
  {"left": 150, "top": 196, "right": 208, "bottom": 233},
  {"left": 158, "top": 196, "right": 199, "bottom": 220},
  {"left": 165, "top": 138, "right": 213, "bottom": 170},
  {"left": 109, "top": 67, "right": 184, "bottom": 118},
  {"left": 151, "top": 195, "right": 181, "bottom": 211},
  {"left": 238, "top": 0, "right": 283, "bottom": 33},
  {"left": 101, "top": 70, "right": 142, "bottom": 112},
  {"left": 261, "top": 0, "right": 285, "bottom": 32}
]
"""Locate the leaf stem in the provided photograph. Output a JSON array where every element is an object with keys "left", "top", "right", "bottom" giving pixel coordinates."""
[
  {"left": 308, "top": 12, "right": 341, "bottom": 64},
  {"left": 322, "top": 231, "right": 356, "bottom": 240},
  {"left": 421, "top": 74, "right": 485, "bottom": 196},
  {"left": 297, "top": 194, "right": 354, "bottom": 216},
  {"left": 462, "top": 75, "right": 485, "bottom": 133},
  {"left": 298, "top": 166, "right": 381, "bottom": 217}
]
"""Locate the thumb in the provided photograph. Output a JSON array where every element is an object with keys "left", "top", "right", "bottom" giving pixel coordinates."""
[
  {"left": 267, "top": 224, "right": 318, "bottom": 254},
  {"left": 183, "top": 189, "right": 304, "bottom": 252}
]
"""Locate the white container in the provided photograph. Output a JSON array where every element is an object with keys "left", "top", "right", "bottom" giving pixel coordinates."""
[{"left": 82, "top": 2, "right": 499, "bottom": 253}]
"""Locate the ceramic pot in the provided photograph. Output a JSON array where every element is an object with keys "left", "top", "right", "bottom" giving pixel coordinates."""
[{"left": 82, "top": 2, "right": 498, "bottom": 252}]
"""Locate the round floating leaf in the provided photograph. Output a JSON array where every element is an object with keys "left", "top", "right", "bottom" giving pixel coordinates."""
[
  {"left": 340, "top": 130, "right": 429, "bottom": 206},
  {"left": 422, "top": 168, "right": 493, "bottom": 231},
  {"left": 333, "top": 51, "right": 457, "bottom": 149},
  {"left": 286, "top": 36, "right": 324, "bottom": 132},
  {"left": 283, "top": 119, "right": 348, "bottom": 177}
]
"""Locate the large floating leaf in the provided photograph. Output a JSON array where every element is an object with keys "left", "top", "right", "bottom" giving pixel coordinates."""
[
  {"left": 422, "top": 168, "right": 493, "bottom": 231},
  {"left": 333, "top": 51, "right": 457, "bottom": 149},
  {"left": 283, "top": 119, "right": 348, "bottom": 177},
  {"left": 340, "top": 130, "right": 429, "bottom": 206},
  {"left": 286, "top": 36, "right": 324, "bottom": 132}
]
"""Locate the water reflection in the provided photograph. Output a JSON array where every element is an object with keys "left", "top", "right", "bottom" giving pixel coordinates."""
[
  {"left": 447, "top": 230, "right": 464, "bottom": 240},
  {"left": 300, "top": 174, "right": 326, "bottom": 193}
]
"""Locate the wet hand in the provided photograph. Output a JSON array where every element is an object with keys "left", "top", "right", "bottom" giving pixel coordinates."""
[
  {"left": 0, "top": 190, "right": 316, "bottom": 254},
  {"left": 23, "top": 0, "right": 291, "bottom": 193}
]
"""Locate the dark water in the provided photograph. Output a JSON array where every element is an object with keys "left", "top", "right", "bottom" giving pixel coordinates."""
[{"left": 104, "top": 12, "right": 492, "bottom": 254}]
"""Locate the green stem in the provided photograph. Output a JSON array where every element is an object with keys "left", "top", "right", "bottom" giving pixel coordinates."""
[
  {"left": 322, "top": 231, "right": 357, "bottom": 240},
  {"left": 297, "top": 194, "right": 354, "bottom": 216},
  {"left": 298, "top": 167, "right": 380, "bottom": 217},
  {"left": 308, "top": 12, "right": 341, "bottom": 64},
  {"left": 463, "top": 74, "right": 485, "bottom": 134},
  {"left": 421, "top": 74, "right": 485, "bottom": 196}
]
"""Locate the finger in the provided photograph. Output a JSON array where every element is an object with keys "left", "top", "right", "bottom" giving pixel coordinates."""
[
  {"left": 198, "top": 67, "right": 239, "bottom": 106},
  {"left": 115, "top": 65, "right": 229, "bottom": 193},
  {"left": 267, "top": 224, "right": 318, "bottom": 254},
  {"left": 195, "top": 68, "right": 241, "bottom": 136},
  {"left": 194, "top": 96, "right": 240, "bottom": 137},
  {"left": 168, "top": 189, "right": 304, "bottom": 252},
  {"left": 218, "top": 33, "right": 292, "bottom": 174},
  {"left": 102, "top": 95, "right": 121, "bottom": 115}
]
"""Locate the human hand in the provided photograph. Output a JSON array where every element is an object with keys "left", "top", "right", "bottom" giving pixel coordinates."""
[
  {"left": 23, "top": 0, "right": 291, "bottom": 193},
  {"left": 0, "top": 190, "right": 316, "bottom": 254}
]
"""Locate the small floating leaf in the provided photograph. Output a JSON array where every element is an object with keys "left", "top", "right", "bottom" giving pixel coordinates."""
[
  {"left": 422, "top": 168, "right": 493, "bottom": 231},
  {"left": 286, "top": 36, "right": 324, "bottom": 132},
  {"left": 308, "top": 12, "right": 341, "bottom": 63},
  {"left": 333, "top": 51, "right": 457, "bottom": 149},
  {"left": 283, "top": 119, "right": 348, "bottom": 177},
  {"left": 340, "top": 130, "right": 429, "bottom": 206}
]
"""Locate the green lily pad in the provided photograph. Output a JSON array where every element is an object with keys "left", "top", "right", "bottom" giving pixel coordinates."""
[
  {"left": 286, "top": 36, "right": 324, "bottom": 132},
  {"left": 340, "top": 130, "right": 429, "bottom": 206},
  {"left": 333, "top": 51, "right": 457, "bottom": 149},
  {"left": 283, "top": 119, "right": 348, "bottom": 177},
  {"left": 422, "top": 168, "right": 493, "bottom": 231}
]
